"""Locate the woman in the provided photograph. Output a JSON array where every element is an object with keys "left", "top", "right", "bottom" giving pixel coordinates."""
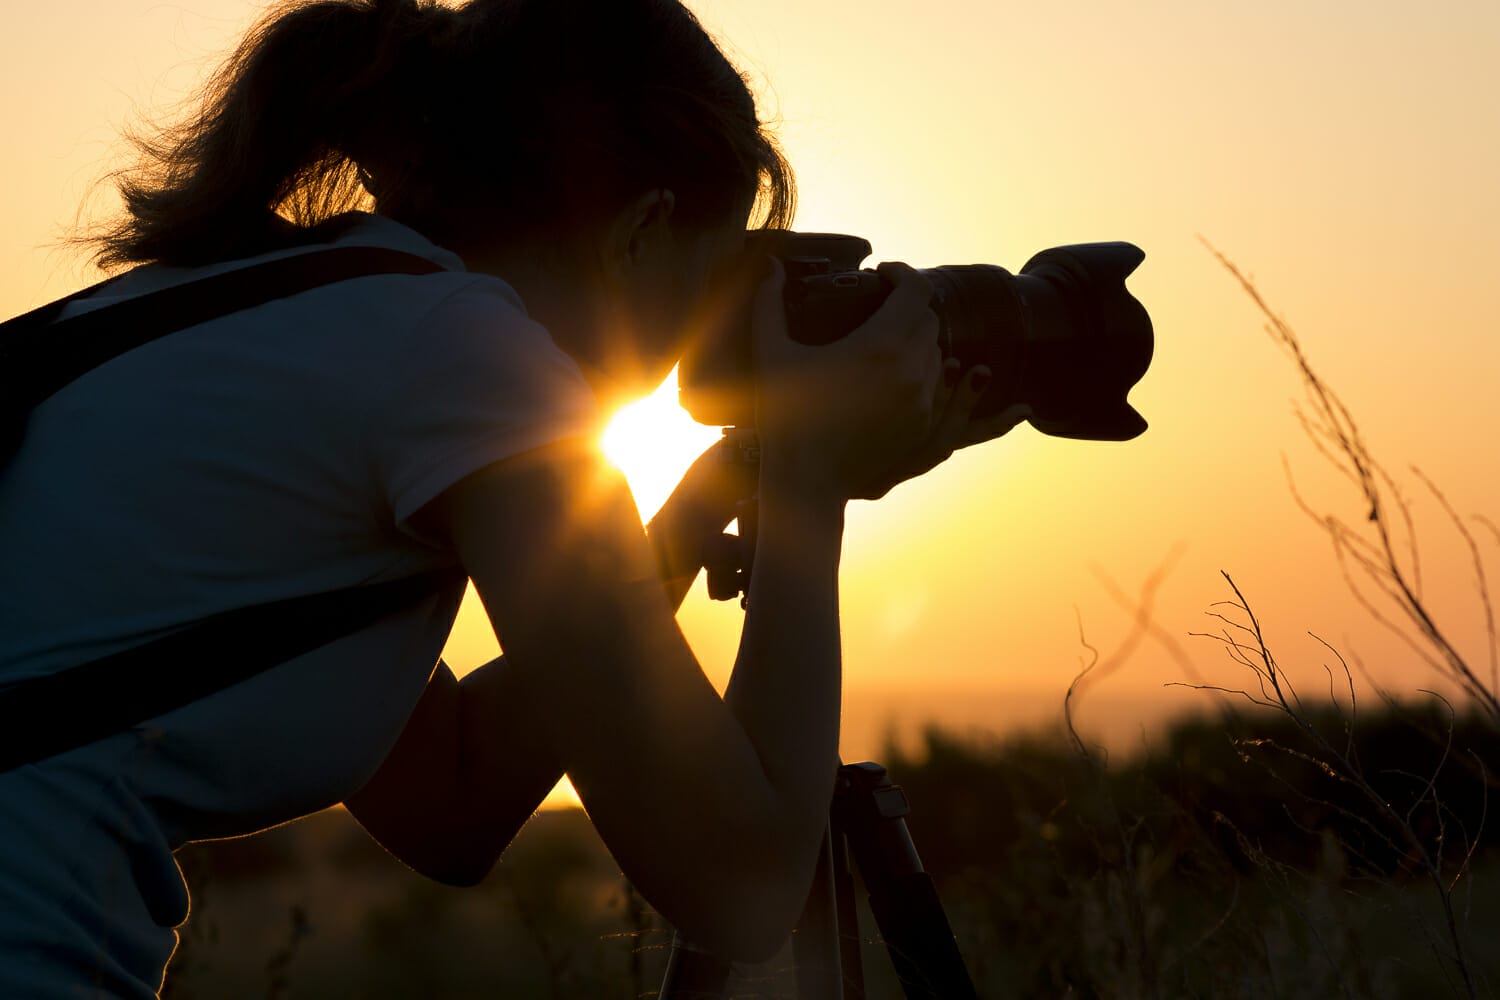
[{"left": 0, "top": 0, "right": 1014, "bottom": 994}]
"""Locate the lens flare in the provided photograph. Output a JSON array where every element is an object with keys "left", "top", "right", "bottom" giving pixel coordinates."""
[{"left": 599, "top": 366, "right": 722, "bottom": 520}]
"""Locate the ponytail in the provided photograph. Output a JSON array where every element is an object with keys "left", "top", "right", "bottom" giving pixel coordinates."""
[
  {"left": 91, "top": 0, "right": 448, "bottom": 268},
  {"left": 89, "top": 0, "right": 795, "bottom": 270}
]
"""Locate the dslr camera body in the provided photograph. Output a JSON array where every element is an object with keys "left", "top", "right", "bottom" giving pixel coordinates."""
[{"left": 677, "top": 230, "right": 1154, "bottom": 602}]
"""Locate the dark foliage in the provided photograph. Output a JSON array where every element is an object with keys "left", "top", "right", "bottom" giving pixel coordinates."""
[{"left": 166, "top": 701, "right": 1500, "bottom": 998}]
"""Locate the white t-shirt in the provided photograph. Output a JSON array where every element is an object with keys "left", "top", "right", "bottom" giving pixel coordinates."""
[{"left": 0, "top": 214, "right": 601, "bottom": 997}]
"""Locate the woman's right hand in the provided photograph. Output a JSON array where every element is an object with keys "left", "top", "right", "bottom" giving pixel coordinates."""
[{"left": 751, "top": 259, "right": 945, "bottom": 502}]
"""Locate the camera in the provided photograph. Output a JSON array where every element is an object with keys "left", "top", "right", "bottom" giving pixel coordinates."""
[{"left": 679, "top": 231, "right": 1153, "bottom": 441}]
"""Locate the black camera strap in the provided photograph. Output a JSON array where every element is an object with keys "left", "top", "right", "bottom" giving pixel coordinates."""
[
  {"left": 3, "top": 245, "right": 445, "bottom": 431},
  {"left": 0, "top": 568, "right": 463, "bottom": 773},
  {"left": 0, "top": 245, "right": 466, "bottom": 773}
]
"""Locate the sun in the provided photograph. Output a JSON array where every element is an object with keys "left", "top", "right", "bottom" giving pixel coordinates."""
[{"left": 600, "top": 366, "right": 724, "bottom": 520}]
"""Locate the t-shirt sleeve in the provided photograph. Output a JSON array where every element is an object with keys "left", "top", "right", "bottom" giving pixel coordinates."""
[{"left": 372, "top": 277, "right": 602, "bottom": 528}]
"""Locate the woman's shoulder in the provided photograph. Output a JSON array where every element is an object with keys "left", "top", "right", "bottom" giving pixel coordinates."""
[{"left": 287, "top": 214, "right": 551, "bottom": 354}]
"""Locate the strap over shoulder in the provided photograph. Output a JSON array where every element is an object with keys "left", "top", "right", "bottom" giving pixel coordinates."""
[
  {"left": 0, "top": 567, "right": 466, "bottom": 773},
  {"left": 2, "top": 246, "right": 444, "bottom": 422},
  {"left": 0, "top": 244, "right": 458, "bottom": 773}
]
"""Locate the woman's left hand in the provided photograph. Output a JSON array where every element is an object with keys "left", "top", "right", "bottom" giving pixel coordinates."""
[{"left": 853, "top": 360, "right": 1031, "bottom": 500}]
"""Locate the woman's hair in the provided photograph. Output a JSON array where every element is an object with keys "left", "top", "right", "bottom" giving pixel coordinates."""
[{"left": 90, "top": 0, "right": 795, "bottom": 268}]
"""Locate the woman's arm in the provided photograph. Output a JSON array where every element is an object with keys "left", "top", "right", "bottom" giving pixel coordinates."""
[
  {"left": 354, "top": 263, "right": 961, "bottom": 959},
  {"left": 437, "top": 436, "right": 849, "bottom": 962},
  {"left": 347, "top": 366, "right": 1015, "bottom": 889},
  {"left": 345, "top": 440, "right": 752, "bottom": 887},
  {"left": 344, "top": 655, "right": 557, "bottom": 886}
]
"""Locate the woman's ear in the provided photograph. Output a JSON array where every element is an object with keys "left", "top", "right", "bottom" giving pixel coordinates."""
[{"left": 606, "top": 188, "right": 677, "bottom": 276}]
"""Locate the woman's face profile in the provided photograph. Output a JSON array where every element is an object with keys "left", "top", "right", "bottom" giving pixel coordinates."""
[{"left": 592, "top": 199, "right": 750, "bottom": 403}]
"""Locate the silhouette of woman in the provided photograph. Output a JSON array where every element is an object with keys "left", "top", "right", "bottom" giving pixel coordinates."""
[{"left": 0, "top": 0, "right": 1013, "bottom": 994}]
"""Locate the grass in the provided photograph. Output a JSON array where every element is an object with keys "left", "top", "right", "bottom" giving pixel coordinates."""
[{"left": 163, "top": 702, "right": 1500, "bottom": 998}]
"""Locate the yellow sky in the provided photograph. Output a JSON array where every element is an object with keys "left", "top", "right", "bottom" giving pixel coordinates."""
[{"left": 5, "top": 1, "right": 1499, "bottom": 794}]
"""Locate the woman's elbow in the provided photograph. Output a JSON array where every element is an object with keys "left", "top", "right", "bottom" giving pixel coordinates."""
[
  {"left": 665, "top": 855, "right": 817, "bottom": 964},
  {"left": 724, "top": 889, "right": 806, "bottom": 964},
  {"left": 413, "top": 848, "right": 500, "bottom": 888},
  {"left": 348, "top": 799, "right": 510, "bottom": 889}
]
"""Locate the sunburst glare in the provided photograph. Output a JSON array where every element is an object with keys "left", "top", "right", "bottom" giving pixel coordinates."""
[{"left": 600, "top": 366, "right": 723, "bottom": 520}]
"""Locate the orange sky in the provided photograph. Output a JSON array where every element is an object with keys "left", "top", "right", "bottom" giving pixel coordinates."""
[{"left": 5, "top": 2, "right": 1498, "bottom": 802}]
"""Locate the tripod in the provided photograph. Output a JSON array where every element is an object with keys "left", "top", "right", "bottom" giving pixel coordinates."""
[{"left": 658, "top": 760, "right": 979, "bottom": 999}]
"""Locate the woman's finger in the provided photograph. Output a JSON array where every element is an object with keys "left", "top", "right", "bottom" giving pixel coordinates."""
[
  {"left": 749, "top": 256, "right": 788, "bottom": 360},
  {"left": 929, "top": 358, "right": 961, "bottom": 421},
  {"left": 927, "top": 365, "right": 992, "bottom": 447},
  {"left": 858, "top": 262, "right": 936, "bottom": 344}
]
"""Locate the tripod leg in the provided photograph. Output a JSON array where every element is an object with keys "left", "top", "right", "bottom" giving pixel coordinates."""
[
  {"left": 835, "top": 762, "right": 978, "bottom": 1000},
  {"left": 831, "top": 819, "right": 865, "bottom": 997}
]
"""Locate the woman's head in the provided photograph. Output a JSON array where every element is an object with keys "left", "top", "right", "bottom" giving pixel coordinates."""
[{"left": 93, "top": 0, "right": 795, "bottom": 269}]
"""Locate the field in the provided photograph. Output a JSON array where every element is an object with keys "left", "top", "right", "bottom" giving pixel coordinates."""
[{"left": 163, "top": 699, "right": 1500, "bottom": 998}]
